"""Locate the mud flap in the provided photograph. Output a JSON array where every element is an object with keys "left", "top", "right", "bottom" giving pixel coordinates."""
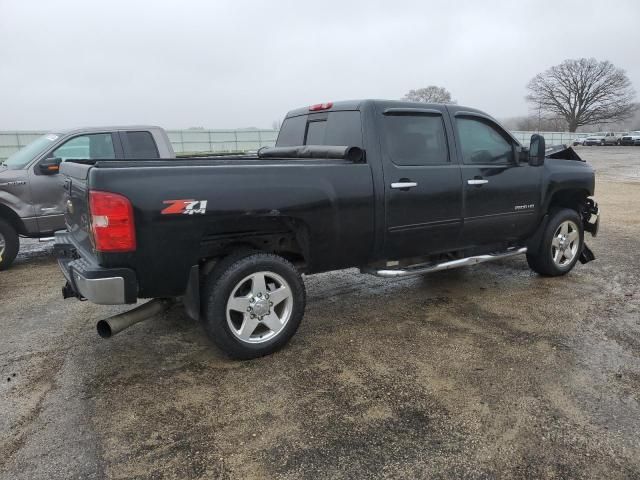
[
  {"left": 525, "top": 214, "right": 550, "bottom": 256},
  {"left": 182, "top": 265, "right": 201, "bottom": 322},
  {"left": 579, "top": 244, "right": 596, "bottom": 264}
]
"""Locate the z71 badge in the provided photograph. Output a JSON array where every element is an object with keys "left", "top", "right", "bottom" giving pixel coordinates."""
[{"left": 161, "top": 199, "right": 208, "bottom": 215}]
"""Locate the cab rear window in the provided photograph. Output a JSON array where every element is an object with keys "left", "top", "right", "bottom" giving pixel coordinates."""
[{"left": 276, "top": 111, "right": 363, "bottom": 148}]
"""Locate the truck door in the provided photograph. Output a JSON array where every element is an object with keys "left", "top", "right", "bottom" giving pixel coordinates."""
[
  {"left": 451, "top": 111, "right": 541, "bottom": 245},
  {"left": 380, "top": 108, "right": 463, "bottom": 259},
  {"left": 29, "top": 132, "right": 122, "bottom": 233}
]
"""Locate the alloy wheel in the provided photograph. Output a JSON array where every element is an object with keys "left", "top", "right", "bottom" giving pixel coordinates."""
[
  {"left": 551, "top": 220, "right": 579, "bottom": 267},
  {"left": 0, "top": 232, "right": 5, "bottom": 261},
  {"left": 226, "top": 271, "right": 293, "bottom": 344}
]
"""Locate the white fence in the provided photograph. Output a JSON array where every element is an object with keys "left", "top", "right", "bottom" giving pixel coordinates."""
[
  {"left": 510, "top": 131, "right": 587, "bottom": 146},
  {"left": 166, "top": 129, "right": 278, "bottom": 154},
  {"left": 0, "top": 129, "right": 587, "bottom": 162}
]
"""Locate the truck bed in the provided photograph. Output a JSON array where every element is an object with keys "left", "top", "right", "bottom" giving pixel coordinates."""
[{"left": 60, "top": 155, "right": 376, "bottom": 298}]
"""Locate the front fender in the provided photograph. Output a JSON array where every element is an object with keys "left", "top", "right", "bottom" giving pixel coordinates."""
[
  {"left": 0, "top": 169, "right": 34, "bottom": 217},
  {"left": 540, "top": 159, "right": 595, "bottom": 213}
]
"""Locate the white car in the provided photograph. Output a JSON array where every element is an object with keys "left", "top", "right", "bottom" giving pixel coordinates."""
[
  {"left": 584, "top": 132, "right": 620, "bottom": 146},
  {"left": 620, "top": 131, "right": 640, "bottom": 146}
]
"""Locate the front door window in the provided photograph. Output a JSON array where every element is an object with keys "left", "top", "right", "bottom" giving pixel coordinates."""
[{"left": 52, "top": 133, "right": 115, "bottom": 161}]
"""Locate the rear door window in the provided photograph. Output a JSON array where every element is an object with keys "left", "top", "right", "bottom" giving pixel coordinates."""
[
  {"left": 120, "top": 131, "right": 159, "bottom": 158},
  {"left": 383, "top": 114, "right": 449, "bottom": 165}
]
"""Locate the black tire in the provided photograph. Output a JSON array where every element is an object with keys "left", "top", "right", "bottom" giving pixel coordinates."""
[
  {"left": 0, "top": 219, "right": 19, "bottom": 271},
  {"left": 527, "top": 208, "right": 583, "bottom": 277},
  {"left": 202, "top": 252, "right": 306, "bottom": 359},
  {"left": 600, "top": 140, "right": 605, "bottom": 146}
]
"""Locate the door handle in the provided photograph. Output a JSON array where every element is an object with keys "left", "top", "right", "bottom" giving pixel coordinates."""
[
  {"left": 467, "top": 179, "right": 489, "bottom": 185},
  {"left": 391, "top": 182, "right": 418, "bottom": 189}
]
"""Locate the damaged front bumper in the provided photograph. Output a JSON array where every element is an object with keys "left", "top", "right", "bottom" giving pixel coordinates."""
[
  {"left": 580, "top": 199, "right": 600, "bottom": 264},
  {"left": 583, "top": 198, "right": 600, "bottom": 237}
]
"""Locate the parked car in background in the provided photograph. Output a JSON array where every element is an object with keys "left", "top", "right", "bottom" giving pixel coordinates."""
[
  {"left": 55, "top": 99, "right": 600, "bottom": 359},
  {"left": 572, "top": 136, "right": 588, "bottom": 146},
  {"left": 0, "top": 126, "right": 175, "bottom": 269},
  {"left": 620, "top": 131, "right": 640, "bottom": 146},
  {"left": 583, "top": 132, "right": 620, "bottom": 146}
]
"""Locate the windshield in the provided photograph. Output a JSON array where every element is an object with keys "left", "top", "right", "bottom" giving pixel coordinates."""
[{"left": 3, "top": 134, "right": 60, "bottom": 169}]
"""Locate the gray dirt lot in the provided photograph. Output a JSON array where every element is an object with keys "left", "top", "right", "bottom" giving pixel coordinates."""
[{"left": 1, "top": 146, "right": 639, "bottom": 479}]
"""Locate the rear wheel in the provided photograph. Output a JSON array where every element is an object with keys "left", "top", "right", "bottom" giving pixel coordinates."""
[
  {"left": 600, "top": 139, "right": 606, "bottom": 146},
  {"left": 527, "top": 208, "right": 583, "bottom": 276},
  {"left": 0, "top": 219, "right": 19, "bottom": 270},
  {"left": 202, "top": 252, "right": 306, "bottom": 359}
]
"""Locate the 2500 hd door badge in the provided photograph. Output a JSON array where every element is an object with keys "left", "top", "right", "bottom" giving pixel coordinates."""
[{"left": 161, "top": 199, "right": 208, "bottom": 215}]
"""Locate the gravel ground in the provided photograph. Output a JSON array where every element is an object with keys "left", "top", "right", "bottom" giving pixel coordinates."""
[{"left": 1, "top": 147, "right": 639, "bottom": 479}]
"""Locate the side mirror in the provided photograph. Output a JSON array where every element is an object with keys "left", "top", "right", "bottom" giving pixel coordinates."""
[
  {"left": 529, "top": 134, "right": 545, "bottom": 167},
  {"left": 39, "top": 157, "right": 62, "bottom": 174}
]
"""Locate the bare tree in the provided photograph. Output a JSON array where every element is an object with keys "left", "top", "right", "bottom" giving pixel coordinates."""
[
  {"left": 526, "top": 58, "right": 637, "bottom": 132},
  {"left": 403, "top": 86, "right": 456, "bottom": 104}
]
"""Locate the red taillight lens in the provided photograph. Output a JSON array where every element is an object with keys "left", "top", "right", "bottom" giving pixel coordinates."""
[
  {"left": 309, "top": 102, "right": 333, "bottom": 111},
  {"left": 89, "top": 190, "right": 136, "bottom": 252}
]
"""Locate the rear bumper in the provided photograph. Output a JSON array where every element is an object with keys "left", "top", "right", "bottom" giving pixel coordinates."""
[{"left": 54, "top": 231, "right": 137, "bottom": 305}]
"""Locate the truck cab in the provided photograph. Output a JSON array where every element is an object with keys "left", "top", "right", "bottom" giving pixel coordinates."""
[{"left": 0, "top": 126, "right": 174, "bottom": 269}]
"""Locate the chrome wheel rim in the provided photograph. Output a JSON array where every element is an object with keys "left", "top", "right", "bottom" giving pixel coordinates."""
[
  {"left": 0, "top": 232, "right": 5, "bottom": 260},
  {"left": 226, "top": 271, "right": 293, "bottom": 344},
  {"left": 551, "top": 220, "right": 579, "bottom": 267}
]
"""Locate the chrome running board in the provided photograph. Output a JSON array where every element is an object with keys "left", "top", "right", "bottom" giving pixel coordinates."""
[{"left": 363, "top": 247, "right": 527, "bottom": 278}]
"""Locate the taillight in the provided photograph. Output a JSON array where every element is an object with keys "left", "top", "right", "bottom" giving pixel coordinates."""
[
  {"left": 309, "top": 102, "right": 333, "bottom": 111},
  {"left": 89, "top": 190, "right": 136, "bottom": 252}
]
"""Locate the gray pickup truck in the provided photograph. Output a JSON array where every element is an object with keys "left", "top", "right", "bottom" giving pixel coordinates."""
[{"left": 0, "top": 126, "right": 174, "bottom": 269}]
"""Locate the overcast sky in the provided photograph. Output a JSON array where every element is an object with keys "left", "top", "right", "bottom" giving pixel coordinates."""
[{"left": 1, "top": 0, "right": 639, "bottom": 130}]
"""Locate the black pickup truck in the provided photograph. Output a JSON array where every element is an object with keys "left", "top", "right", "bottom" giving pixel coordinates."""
[{"left": 54, "top": 100, "right": 600, "bottom": 359}]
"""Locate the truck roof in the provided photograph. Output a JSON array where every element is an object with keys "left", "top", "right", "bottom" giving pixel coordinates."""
[
  {"left": 284, "top": 99, "right": 486, "bottom": 118},
  {"left": 53, "top": 125, "right": 165, "bottom": 135}
]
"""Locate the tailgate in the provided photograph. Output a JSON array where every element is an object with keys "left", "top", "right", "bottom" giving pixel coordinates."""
[{"left": 60, "top": 161, "right": 94, "bottom": 256}]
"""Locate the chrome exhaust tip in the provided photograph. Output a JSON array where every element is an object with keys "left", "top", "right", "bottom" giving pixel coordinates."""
[{"left": 97, "top": 298, "right": 174, "bottom": 338}]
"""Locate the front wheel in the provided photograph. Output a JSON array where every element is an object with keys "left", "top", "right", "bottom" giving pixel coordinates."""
[
  {"left": 0, "top": 219, "right": 19, "bottom": 270},
  {"left": 202, "top": 252, "right": 306, "bottom": 359},
  {"left": 527, "top": 208, "right": 583, "bottom": 276}
]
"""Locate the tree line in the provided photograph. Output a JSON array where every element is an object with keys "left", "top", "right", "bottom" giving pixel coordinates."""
[{"left": 404, "top": 58, "right": 637, "bottom": 132}]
